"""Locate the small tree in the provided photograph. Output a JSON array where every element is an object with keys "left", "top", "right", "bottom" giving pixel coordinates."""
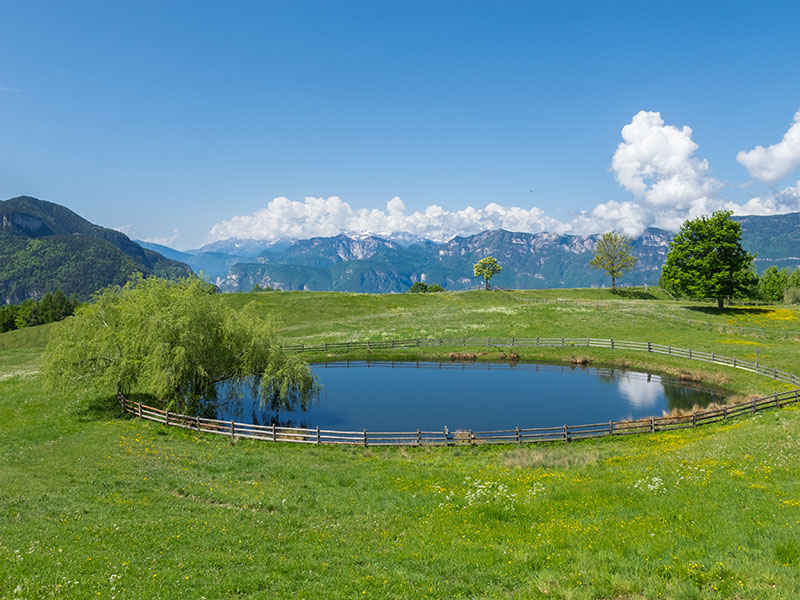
[
  {"left": 589, "top": 233, "right": 637, "bottom": 291},
  {"left": 473, "top": 256, "right": 502, "bottom": 290},
  {"left": 758, "top": 266, "right": 790, "bottom": 302},
  {"left": 661, "top": 211, "right": 756, "bottom": 309}
]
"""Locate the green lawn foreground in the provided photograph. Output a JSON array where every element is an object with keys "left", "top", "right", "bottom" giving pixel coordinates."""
[{"left": 2, "top": 289, "right": 800, "bottom": 599}]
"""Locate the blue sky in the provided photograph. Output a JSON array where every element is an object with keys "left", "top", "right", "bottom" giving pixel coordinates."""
[{"left": 2, "top": 1, "right": 800, "bottom": 248}]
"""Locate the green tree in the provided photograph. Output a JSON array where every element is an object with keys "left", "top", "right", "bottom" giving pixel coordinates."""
[
  {"left": 758, "top": 266, "right": 790, "bottom": 302},
  {"left": 473, "top": 256, "right": 502, "bottom": 290},
  {"left": 661, "top": 211, "right": 756, "bottom": 309},
  {"left": 409, "top": 282, "right": 445, "bottom": 293},
  {"left": 42, "top": 276, "right": 317, "bottom": 413},
  {"left": 589, "top": 233, "right": 638, "bottom": 291}
]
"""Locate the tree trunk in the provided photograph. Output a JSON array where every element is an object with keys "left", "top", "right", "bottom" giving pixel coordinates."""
[
  {"left": 611, "top": 276, "right": 616, "bottom": 291},
  {"left": 717, "top": 297, "right": 724, "bottom": 309}
]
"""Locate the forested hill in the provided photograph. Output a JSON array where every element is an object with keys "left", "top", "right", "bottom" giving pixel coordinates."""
[{"left": 0, "top": 196, "right": 192, "bottom": 303}]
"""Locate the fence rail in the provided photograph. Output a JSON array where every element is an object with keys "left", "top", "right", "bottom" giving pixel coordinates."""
[{"left": 118, "top": 336, "right": 800, "bottom": 447}]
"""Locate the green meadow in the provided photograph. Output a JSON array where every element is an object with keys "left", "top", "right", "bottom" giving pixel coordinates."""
[{"left": 2, "top": 289, "right": 800, "bottom": 599}]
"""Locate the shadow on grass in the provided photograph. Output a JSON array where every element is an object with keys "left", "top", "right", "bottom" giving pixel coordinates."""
[
  {"left": 685, "top": 306, "right": 772, "bottom": 316},
  {"left": 611, "top": 289, "right": 658, "bottom": 300},
  {"left": 74, "top": 392, "right": 154, "bottom": 423}
]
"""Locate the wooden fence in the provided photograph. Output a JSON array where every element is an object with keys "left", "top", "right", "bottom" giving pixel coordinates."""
[{"left": 118, "top": 336, "right": 800, "bottom": 446}]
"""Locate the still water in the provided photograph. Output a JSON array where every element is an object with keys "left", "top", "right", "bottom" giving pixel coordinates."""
[{"left": 213, "top": 361, "right": 728, "bottom": 432}]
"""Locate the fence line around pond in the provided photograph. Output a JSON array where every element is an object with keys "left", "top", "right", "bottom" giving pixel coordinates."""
[{"left": 118, "top": 336, "right": 800, "bottom": 447}]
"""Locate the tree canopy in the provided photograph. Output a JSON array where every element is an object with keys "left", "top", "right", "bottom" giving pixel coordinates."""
[
  {"left": 408, "top": 281, "right": 445, "bottom": 293},
  {"left": 661, "top": 211, "right": 756, "bottom": 309},
  {"left": 589, "top": 233, "right": 637, "bottom": 291},
  {"left": 473, "top": 256, "right": 502, "bottom": 290},
  {"left": 43, "top": 276, "right": 317, "bottom": 413}
]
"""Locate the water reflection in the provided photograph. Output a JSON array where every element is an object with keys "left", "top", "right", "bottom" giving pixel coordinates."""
[
  {"left": 209, "top": 361, "right": 729, "bottom": 432},
  {"left": 616, "top": 372, "right": 660, "bottom": 409}
]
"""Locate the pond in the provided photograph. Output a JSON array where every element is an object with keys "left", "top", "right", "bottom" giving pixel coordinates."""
[{"left": 210, "top": 361, "right": 730, "bottom": 432}]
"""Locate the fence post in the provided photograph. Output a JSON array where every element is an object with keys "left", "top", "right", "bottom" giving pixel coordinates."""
[
  {"left": 751, "top": 398, "right": 757, "bottom": 413},
  {"left": 316, "top": 426, "right": 321, "bottom": 445},
  {"left": 363, "top": 429, "right": 368, "bottom": 447},
  {"left": 165, "top": 410, "right": 170, "bottom": 426},
  {"left": 563, "top": 424, "right": 569, "bottom": 442},
  {"left": 692, "top": 413, "right": 696, "bottom": 428},
  {"left": 272, "top": 423, "right": 276, "bottom": 442},
  {"left": 469, "top": 430, "right": 474, "bottom": 445},
  {"left": 487, "top": 337, "right": 491, "bottom": 346},
  {"left": 511, "top": 336, "right": 515, "bottom": 346},
  {"left": 138, "top": 402, "right": 142, "bottom": 419},
  {"left": 711, "top": 353, "right": 715, "bottom": 363},
  {"left": 650, "top": 416, "right": 655, "bottom": 433},
  {"left": 416, "top": 428, "right": 421, "bottom": 446},
  {"left": 609, "top": 421, "right": 614, "bottom": 435},
  {"left": 536, "top": 336, "right": 539, "bottom": 346},
  {"left": 733, "top": 358, "right": 737, "bottom": 368},
  {"left": 689, "top": 349, "right": 692, "bottom": 359},
  {"left": 515, "top": 426, "right": 520, "bottom": 443},
  {"left": 668, "top": 345, "right": 672, "bottom": 355},
  {"left": 230, "top": 420, "right": 235, "bottom": 439},
  {"left": 775, "top": 394, "right": 780, "bottom": 408},
  {"left": 444, "top": 425, "right": 449, "bottom": 446},
  {"left": 195, "top": 415, "right": 200, "bottom": 430},
  {"left": 723, "top": 406, "right": 728, "bottom": 419},
  {"left": 610, "top": 338, "right": 614, "bottom": 350}
]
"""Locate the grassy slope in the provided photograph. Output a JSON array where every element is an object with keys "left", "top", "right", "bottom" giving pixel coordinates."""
[{"left": 2, "top": 289, "right": 800, "bottom": 599}]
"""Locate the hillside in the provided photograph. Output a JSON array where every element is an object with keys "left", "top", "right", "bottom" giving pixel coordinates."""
[
  {"left": 0, "top": 196, "right": 192, "bottom": 303},
  {"left": 3, "top": 290, "right": 800, "bottom": 597}
]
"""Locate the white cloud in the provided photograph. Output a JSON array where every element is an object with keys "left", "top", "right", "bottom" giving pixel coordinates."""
[
  {"left": 736, "top": 181, "right": 800, "bottom": 216},
  {"left": 608, "top": 110, "right": 730, "bottom": 232},
  {"left": 113, "top": 224, "right": 133, "bottom": 235},
  {"left": 737, "top": 110, "right": 800, "bottom": 184},
  {"left": 207, "top": 196, "right": 566, "bottom": 243},
  {"left": 207, "top": 111, "right": 800, "bottom": 244}
]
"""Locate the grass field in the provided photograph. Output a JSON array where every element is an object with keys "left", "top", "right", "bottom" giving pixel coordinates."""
[{"left": 2, "top": 288, "right": 800, "bottom": 599}]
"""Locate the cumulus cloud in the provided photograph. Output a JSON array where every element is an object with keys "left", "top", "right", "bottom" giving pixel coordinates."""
[
  {"left": 737, "top": 110, "right": 800, "bottom": 184},
  {"left": 207, "top": 196, "right": 567, "bottom": 243},
  {"left": 608, "top": 110, "right": 731, "bottom": 231},
  {"left": 207, "top": 111, "right": 800, "bottom": 244},
  {"left": 736, "top": 182, "right": 800, "bottom": 216}
]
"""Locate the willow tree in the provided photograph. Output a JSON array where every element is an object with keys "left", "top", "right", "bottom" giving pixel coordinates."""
[
  {"left": 43, "top": 276, "right": 317, "bottom": 413},
  {"left": 589, "top": 232, "right": 637, "bottom": 291}
]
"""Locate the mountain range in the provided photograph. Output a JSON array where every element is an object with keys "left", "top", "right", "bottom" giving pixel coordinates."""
[
  {"left": 4, "top": 195, "right": 800, "bottom": 302},
  {"left": 140, "top": 213, "right": 800, "bottom": 294}
]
